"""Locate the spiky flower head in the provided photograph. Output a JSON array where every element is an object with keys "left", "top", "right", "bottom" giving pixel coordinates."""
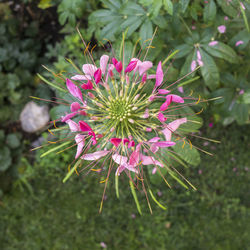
[{"left": 37, "top": 38, "right": 214, "bottom": 213}]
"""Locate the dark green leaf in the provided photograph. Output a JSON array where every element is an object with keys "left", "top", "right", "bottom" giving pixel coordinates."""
[
  {"left": 0, "top": 147, "right": 11, "bottom": 172},
  {"left": 200, "top": 49, "right": 219, "bottom": 90},
  {"left": 203, "top": 0, "right": 216, "bottom": 23},
  {"left": 174, "top": 44, "right": 193, "bottom": 59},
  {"left": 163, "top": 0, "right": 173, "bottom": 15},
  {"left": 173, "top": 140, "right": 201, "bottom": 166},
  {"left": 139, "top": 19, "right": 153, "bottom": 46},
  {"left": 203, "top": 42, "right": 239, "bottom": 64}
]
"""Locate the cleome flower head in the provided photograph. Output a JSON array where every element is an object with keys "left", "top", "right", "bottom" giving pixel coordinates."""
[{"left": 36, "top": 36, "right": 217, "bottom": 213}]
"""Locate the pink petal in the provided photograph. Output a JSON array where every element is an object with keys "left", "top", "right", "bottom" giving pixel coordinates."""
[
  {"left": 148, "top": 74, "right": 156, "bottom": 79},
  {"left": 138, "top": 61, "right": 153, "bottom": 75},
  {"left": 208, "top": 41, "right": 218, "bottom": 46},
  {"left": 158, "top": 89, "right": 170, "bottom": 95},
  {"left": 217, "top": 25, "right": 226, "bottom": 34},
  {"left": 155, "top": 61, "right": 163, "bottom": 88},
  {"left": 88, "top": 92, "right": 95, "bottom": 99},
  {"left": 115, "top": 61, "right": 122, "bottom": 73},
  {"left": 81, "top": 150, "right": 109, "bottom": 160},
  {"left": 89, "top": 130, "right": 97, "bottom": 145},
  {"left": 125, "top": 60, "right": 137, "bottom": 73},
  {"left": 61, "top": 112, "right": 77, "bottom": 122},
  {"left": 123, "top": 138, "right": 129, "bottom": 144},
  {"left": 154, "top": 141, "right": 176, "bottom": 147},
  {"left": 162, "top": 118, "right": 187, "bottom": 141},
  {"left": 65, "top": 119, "right": 79, "bottom": 132},
  {"left": 110, "top": 138, "right": 122, "bottom": 147},
  {"left": 142, "top": 73, "right": 147, "bottom": 83},
  {"left": 71, "top": 75, "right": 91, "bottom": 81},
  {"left": 148, "top": 137, "right": 160, "bottom": 143},
  {"left": 128, "top": 140, "right": 135, "bottom": 148},
  {"left": 100, "top": 55, "right": 109, "bottom": 75},
  {"left": 143, "top": 108, "right": 149, "bottom": 118},
  {"left": 141, "top": 154, "right": 163, "bottom": 167},
  {"left": 152, "top": 167, "right": 157, "bottom": 174},
  {"left": 191, "top": 60, "right": 197, "bottom": 71},
  {"left": 82, "top": 64, "right": 97, "bottom": 76},
  {"left": 158, "top": 112, "right": 167, "bottom": 122},
  {"left": 197, "top": 59, "right": 204, "bottom": 67},
  {"left": 79, "top": 120, "right": 92, "bottom": 132},
  {"left": 235, "top": 40, "right": 244, "bottom": 47},
  {"left": 129, "top": 151, "right": 140, "bottom": 166},
  {"left": 112, "top": 58, "right": 118, "bottom": 66},
  {"left": 166, "top": 94, "right": 184, "bottom": 105},
  {"left": 197, "top": 50, "right": 202, "bottom": 60},
  {"left": 70, "top": 102, "right": 81, "bottom": 112},
  {"left": 75, "top": 134, "right": 85, "bottom": 159},
  {"left": 115, "top": 165, "right": 126, "bottom": 176},
  {"left": 160, "top": 101, "right": 169, "bottom": 111},
  {"left": 94, "top": 68, "right": 102, "bottom": 84},
  {"left": 146, "top": 127, "right": 152, "bottom": 132},
  {"left": 178, "top": 86, "right": 184, "bottom": 93},
  {"left": 240, "top": 2, "right": 245, "bottom": 10},
  {"left": 112, "top": 154, "right": 128, "bottom": 165},
  {"left": 81, "top": 80, "right": 93, "bottom": 90},
  {"left": 125, "top": 163, "right": 138, "bottom": 174},
  {"left": 66, "top": 79, "right": 83, "bottom": 102}
]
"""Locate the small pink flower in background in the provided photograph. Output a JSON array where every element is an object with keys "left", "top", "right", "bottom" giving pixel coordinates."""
[
  {"left": 240, "top": 2, "right": 245, "bottom": 10},
  {"left": 191, "top": 25, "right": 196, "bottom": 30},
  {"left": 203, "top": 141, "right": 209, "bottom": 146},
  {"left": 178, "top": 86, "right": 184, "bottom": 93},
  {"left": 157, "top": 191, "right": 162, "bottom": 197},
  {"left": 209, "top": 41, "right": 218, "bottom": 46},
  {"left": 131, "top": 213, "right": 136, "bottom": 219},
  {"left": 239, "top": 89, "right": 244, "bottom": 95},
  {"left": 191, "top": 60, "right": 197, "bottom": 71},
  {"left": 233, "top": 167, "right": 237, "bottom": 172},
  {"left": 235, "top": 40, "right": 244, "bottom": 47},
  {"left": 245, "top": 167, "right": 249, "bottom": 172},
  {"left": 224, "top": 16, "right": 229, "bottom": 21},
  {"left": 218, "top": 25, "right": 226, "bottom": 34},
  {"left": 231, "top": 157, "right": 236, "bottom": 162},
  {"left": 198, "top": 170, "right": 202, "bottom": 175},
  {"left": 100, "top": 242, "right": 107, "bottom": 248},
  {"left": 209, "top": 122, "right": 213, "bottom": 128}
]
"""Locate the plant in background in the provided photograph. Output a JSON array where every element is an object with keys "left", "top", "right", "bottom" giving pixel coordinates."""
[{"left": 35, "top": 31, "right": 219, "bottom": 213}]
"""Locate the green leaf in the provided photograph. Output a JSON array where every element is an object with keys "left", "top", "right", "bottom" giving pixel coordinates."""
[
  {"left": 163, "top": 0, "right": 173, "bottom": 15},
  {"left": 242, "top": 90, "right": 250, "bottom": 104},
  {"left": 100, "top": 19, "right": 122, "bottom": 40},
  {"left": 231, "top": 103, "right": 249, "bottom": 125},
  {"left": 180, "top": 51, "right": 195, "bottom": 77},
  {"left": 179, "top": 0, "right": 190, "bottom": 13},
  {"left": 229, "top": 30, "right": 250, "bottom": 50},
  {"left": 139, "top": 19, "right": 153, "bottom": 45},
  {"left": 203, "top": 42, "right": 239, "bottom": 64},
  {"left": 6, "top": 133, "right": 20, "bottom": 149},
  {"left": 239, "top": 2, "right": 249, "bottom": 32},
  {"left": 174, "top": 44, "right": 193, "bottom": 59},
  {"left": 216, "top": 0, "right": 238, "bottom": 17},
  {"left": 173, "top": 140, "right": 201, "bottom": 166},
  {"left": 129, "top": 180, "right": 142, "bottom": 215},
  {"left": 90, "top": 10, "right": 119, "bottom": 23},
  {"left": 203, "top": 0, "right": 216, "bottom": 23},
  {"left": 199, "top": 49, "right": 219, "bottom": 90},
  {"left": 0, "top": 147, "right": 11, "bottom": 172},
  {"left": 121, "top": 16, "right": 143, "bottom": 36}
]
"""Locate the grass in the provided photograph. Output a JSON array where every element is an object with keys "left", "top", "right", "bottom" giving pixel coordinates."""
[{"left": 0, "top": 121, "right": 250, "bottom": 250}]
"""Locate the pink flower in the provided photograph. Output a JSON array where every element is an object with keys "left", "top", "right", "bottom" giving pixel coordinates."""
[
  {"left": 240, "top": 2, "right": 245, "bottom": 10},
  {"left": 191, "top": 60, "right": 197, "bottom": 71},
  {"left": 209, "top": 41, "right": 218, "bottom": 46},
  {"left": 235, "top": 40, "right": 244, "bottom": 47},
  {"left": 224, "top": 16, "right": 229, "bottom": 21},
  {"left": 155, "top": 61, "right": 163, "bottom": 88},
  {"left": 125, "top": 60, "right": 137, "bottom": 73},
  {"left": 218, "top": 25, "right": 226, "bottom": 34}
]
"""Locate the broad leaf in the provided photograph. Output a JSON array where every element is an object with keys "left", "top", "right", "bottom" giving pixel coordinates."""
[
  {"left": 163, "top": 0, "right": 173, "bottom": 15},
  {"left": 203, "top": 42, "right": 239, "bottom": 64},
  {"left": 203, "top": 0, "right": 216, "bottom": 23},
  {"left": 199, "top": 49, "right": 219, "bottom": 90}
]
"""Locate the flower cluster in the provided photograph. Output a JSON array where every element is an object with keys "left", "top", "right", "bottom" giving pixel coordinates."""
[{"left": 61, "top": 54, "right": 188, "bottom": 178}]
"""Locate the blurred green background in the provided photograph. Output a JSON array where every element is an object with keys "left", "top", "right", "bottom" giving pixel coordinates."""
[{"left": 0, "top": 0, "right": 249, "bottom": 249}]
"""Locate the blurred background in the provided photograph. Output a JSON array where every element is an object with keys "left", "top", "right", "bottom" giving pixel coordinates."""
[{"left": 0, "top": 0, "right": 249, "bottom": 249}]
